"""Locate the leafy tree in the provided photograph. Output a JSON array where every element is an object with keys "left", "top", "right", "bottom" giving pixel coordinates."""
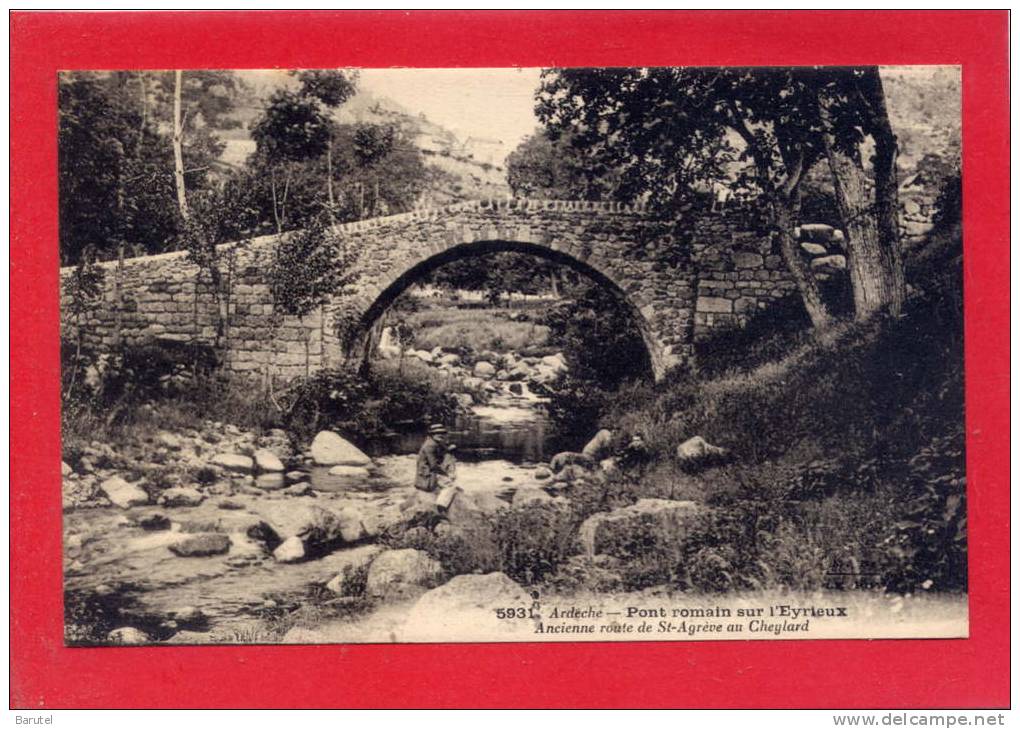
[
  {"left": 536, "top": 66, "right": 907, "bottom": 327},
  {"left": 62, "top": 245, "right": 106, "bottom": 394},
  {"left": 269, "top": 212, "right": 360, "bottom": 375},
  {"left": 506, "top": 132, "right": 617, "bottom": 199}
]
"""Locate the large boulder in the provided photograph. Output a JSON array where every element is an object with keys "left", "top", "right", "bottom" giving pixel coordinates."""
[
  {"left": 365, "top": 549, "right": 443, "bottom": 600},
  {"left": 310, "top": 431, "right": 372, "bottom": 467},
  {"left": 406, "top": 573, "right": 531, "bottom": 639},
  {"left": 581, "top": 429, "right": 615, "bottom": 460},
  {"left": 157, "top": 487, "right": 205, "bottom": 507},
  {"left": 253, "top": 502, "right": 367, "bottom": 553},
  {"left": 675, "top": 436, "right": 729, "bottom": 468},
  {"left": 253, "top": 449, "right": 285, "bottom": 473},
  {"left": 328, "top": 465, "right": 371, "bottom": 478},
  {"left": 446, "top": 489, "right": 508, "bottom": 527},
  {"left": 210, "top": 453, "right": 254, "bottom": 474},
  {"left": 577, "top": 499, "right": 703, "bottom": 558},
  {"left": 549, "top": 451, "right": 595, "bottom": 473},
  {"left": 169, "top": 533, "right": 232, "bottom": 557},
  {"left": 99, "top": 476, "right": 149, "bottom": 509}
]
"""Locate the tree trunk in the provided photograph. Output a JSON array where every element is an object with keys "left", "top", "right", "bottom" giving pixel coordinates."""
[
  {"left": 774, "top": 201, "right": 832, "bottom": 329},
  {"left": 270, "top": 168, "right": 282, "bottom": 234},
  {"left": 326, "top": 136, "right": 336, "bottom": 217},
  {"left": 858, "top": 67, "right": 906, "bottom": 317},
  {"left": 172, "top": 70, "right": 189, "bottom": 220},
  {"left": 819, "top": 90, "right": 904, "bottom": 320}
]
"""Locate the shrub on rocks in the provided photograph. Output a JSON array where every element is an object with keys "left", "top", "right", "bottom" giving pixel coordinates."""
[{"left": 491, "top": 501, "right": 577, "bottom": 585}]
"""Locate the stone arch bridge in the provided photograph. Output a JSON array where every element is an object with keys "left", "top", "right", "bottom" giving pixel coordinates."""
[{"left": 61, "top": 198, "right": 807, "bottom": 381}]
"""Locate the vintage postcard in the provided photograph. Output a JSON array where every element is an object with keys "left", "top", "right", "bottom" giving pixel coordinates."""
[{"left": 56, "top": 64, "right": 969, "bottom": 646}]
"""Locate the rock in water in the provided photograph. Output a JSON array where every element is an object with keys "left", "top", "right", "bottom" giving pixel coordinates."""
[
  {"left": 310, "top": 431, "right": 372, "bottom": 467},
  {"left": 549, "top": 451, "right": 595, "bottom": 473},
  {"left": 533, "top": 466, "right": 552, "bottom": 480},
  {"left": 473, "top": 361, "right": 496, "bottom": 378},
  {"left": 253, "top": 449, "right": 285, "bottom": 473},
  {"left": 328, "top": 465, "right": 371, "bottom": 478},
  {"left": 582, "top": 429, "right": 615, "bottom": 460},
  {"left": 210, "top": 453, "right": 255, "bottom": 474},
  {"left": 169, "top": 533, "right": 231, "bottom": 557},
  {"left": 135, "top": 513, "right": 172, "bottom": 531},
  {"left": 273, "top": 536, "right": 305, "bottom": 563},
  {"left": 158, "top": 487, "right": 205, "bottom": 507},
  {"left": 254, "top": 474, "right": 286, "bottom": 490},
  {"left": 99, "top": 476, "right": 149, "bottom": 509},
  {"left": 577, "top": 499, "right": 703, "bottom": 558},
  {"left": 107, "top": 627, "right": 148, "bottom": 645},
  {"left": 365, "top": 549, "right": 443, "bottom": 600}
]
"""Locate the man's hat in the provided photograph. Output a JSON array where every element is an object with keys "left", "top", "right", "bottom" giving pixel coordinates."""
[{"left": 428, "top": 424, "right": 448, "bottom": 435}]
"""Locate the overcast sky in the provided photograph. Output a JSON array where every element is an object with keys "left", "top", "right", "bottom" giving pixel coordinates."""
[{"left": 358, "top": 67, "right": 544, "bottom": 148}]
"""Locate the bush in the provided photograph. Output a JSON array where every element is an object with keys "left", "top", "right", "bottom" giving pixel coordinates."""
[{"left": 491, "top": 503, "right": 578, "bottom": 585}]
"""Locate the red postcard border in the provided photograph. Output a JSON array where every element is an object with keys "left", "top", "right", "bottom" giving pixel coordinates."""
[{"left": 10, "top": 10, "right": 1010, "bottom": 709}]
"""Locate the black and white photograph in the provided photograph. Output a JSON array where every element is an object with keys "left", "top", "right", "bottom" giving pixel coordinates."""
[{"left": 58, "top": 65, "right": 967, "bottom": 645}]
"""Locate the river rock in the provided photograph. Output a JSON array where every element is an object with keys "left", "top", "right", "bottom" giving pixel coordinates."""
[
  {"left": 169, "top": 533, "right": 231, "bottom": 557},
  {"left": 99, "top": 476, "right": 149, "bottom": 509},
  {"left": 107, "top": 627, "right": 148, "bottom": 645},
  {"left": 533, "top": 466, "right": 552, "bottom": 480},
  {"left": 473, "top": 361, "right": 496, "bottom": 378},
  {"left": 253, "top": 449, "right": 285, "bottom": 473},
  {"left": 437, "top": 353, "right": 461, "bottom": 366},
  {"left": 550, "top": 451, "right": 595, "bottom": 473},
  {"left": 134, "top": 513, "right": 172, "bottom": 531},
  {"left": 366, "top": 548, "right": 443, "bottom": 600},
  {"left": 310, "top": 431, "right": 372, "bottom": 467},
  {"left": 156, "top": 431, "right": 183, "bottom": 450},
  {"left": 552, "top": 464, "right": 591, "bottom": 483},
  {"left": 582, "top": 429, "right": 615, "bottom": 460},
  {"left": 158, "top": 486, "right": 205, "bottom": 507},
  {"left": 541, "top": 353, "right": 568, "bottom": 371},
  {"left": 210, "top": 453, "right": 254, "bottom": 474},
  {"left": 329, "top": 465, "right": 371, "bottom": 478},
  {"left": 507, "top": 382, "right": 524, "bottom": 395},
  {"left": 451, "top": 393, "right": 474, "bottom": 409},
  {"left": 273, "top": 536, "right": 306, "bottom": 563},
  {"left": 675, "top": 436, "right": 729, "bottom": 466},
  {"left": 577, "top": 499, "right": 703, "bottom": 558}
]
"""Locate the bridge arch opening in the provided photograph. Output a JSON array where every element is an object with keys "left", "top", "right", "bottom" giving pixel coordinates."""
[{"left": 345, "top": 239, "right": 659, "bottom": 381}]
